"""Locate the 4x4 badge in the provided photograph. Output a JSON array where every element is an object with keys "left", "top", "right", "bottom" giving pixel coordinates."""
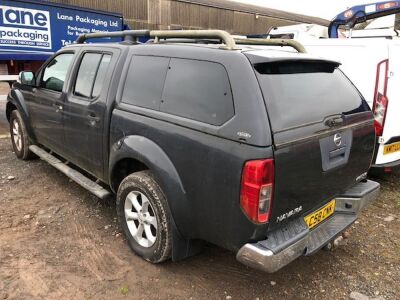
[{"left": 334, "top": 133, "right": 342, "bottom": 147}]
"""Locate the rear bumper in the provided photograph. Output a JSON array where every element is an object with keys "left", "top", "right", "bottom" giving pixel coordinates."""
[
  {"left": 236, "top": 180, "right": 380, "bottom": 273},
  {"left": 371, "top": 158, "right": 400, "bottom": 168}
]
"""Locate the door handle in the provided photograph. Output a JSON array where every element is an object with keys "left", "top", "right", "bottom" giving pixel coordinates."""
[
  {"left": 88, "top": 114, "right": 100, "bottom": 121},
  {"left": 53, "top": 103, "right": 63, "bottom": 112},
  {"left": 88, "top": 113, "right": 100, "bottom": 126}
]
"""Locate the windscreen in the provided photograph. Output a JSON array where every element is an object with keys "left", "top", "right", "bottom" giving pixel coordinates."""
[{"left": 254, "top": 60, "right": 369, "bottom": 132}]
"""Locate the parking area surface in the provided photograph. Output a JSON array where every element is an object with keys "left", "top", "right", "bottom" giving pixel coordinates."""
[{"left": 0, "top": 101, "right": 399, "bottom": 300}]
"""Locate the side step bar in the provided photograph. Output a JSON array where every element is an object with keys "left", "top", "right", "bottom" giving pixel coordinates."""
[{"left": 29, "top": 145, "right": 111, "bottom": 200}]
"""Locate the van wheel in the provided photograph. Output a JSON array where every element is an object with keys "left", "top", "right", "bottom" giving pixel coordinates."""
[
  {"left": 116, "top": 171, "right": 172, "bottom": 263},
  {"left": 9, "top": 110, "right": 35, "bottom": 160}
]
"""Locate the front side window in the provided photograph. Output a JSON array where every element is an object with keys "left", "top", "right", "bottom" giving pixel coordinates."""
[
  {"left": 41, "top": 53, "right": 74, "bottom": 92},
  {"left": 74, "top": 53, "right": 112, "bottom": 99}
]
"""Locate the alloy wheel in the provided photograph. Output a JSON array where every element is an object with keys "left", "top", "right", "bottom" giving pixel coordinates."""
[{"left": 124, "top": 191, "right": 158, "bottom": 248}]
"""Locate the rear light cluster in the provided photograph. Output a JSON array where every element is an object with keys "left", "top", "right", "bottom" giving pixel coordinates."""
[
  {"left": 373, "top": 59, "right": 389, "bottom": 137},
  {"left": 240, "top": 159, "right": 274, "bottom": 224}
]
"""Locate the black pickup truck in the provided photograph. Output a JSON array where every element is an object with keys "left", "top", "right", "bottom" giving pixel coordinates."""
[{"left": 6, "top": 30, "right": 380, "bottom": 273}]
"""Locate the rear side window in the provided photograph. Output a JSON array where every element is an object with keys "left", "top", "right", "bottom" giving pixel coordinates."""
[
  {"left": 161, "top": 58, "right": 234, "bottom": 126},
  {"left": 254, "top": 61, "right": 369, "bottom": 132},
  {"left": 122, "top": 56, "right": 170, "bottom": 110},
  {"left": 92, "top": 55, "right": 111, "bottom": 98},
  {"left": 74, "top": 53, "right": 111, "bottom": 99}
]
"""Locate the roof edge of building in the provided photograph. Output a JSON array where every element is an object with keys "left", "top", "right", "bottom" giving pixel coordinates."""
[{"left": 175, "top": 0, "right": 329, "bottom": 26}]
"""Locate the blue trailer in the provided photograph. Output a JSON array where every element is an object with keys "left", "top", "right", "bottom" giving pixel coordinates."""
[{"left": 0, "top": 0, "right": 124, "bottom": 74}]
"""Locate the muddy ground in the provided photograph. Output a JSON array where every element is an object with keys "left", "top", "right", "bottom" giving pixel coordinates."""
[{"left": 0, "top": 95, "right": 399, "bottom": 299}]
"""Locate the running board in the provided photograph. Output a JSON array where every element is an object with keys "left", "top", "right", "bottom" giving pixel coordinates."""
[{"left": 29, "top": 145, "right": 111, "bottom": 199}]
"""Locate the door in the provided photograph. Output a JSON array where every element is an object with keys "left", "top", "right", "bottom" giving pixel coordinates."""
[
  {"left": 62, "top": 51, "right": 114, "bottom": 178},
  {"left": 375, "top": 43, "right": 400, "bottom": 165},
  {"left": 30, "top": 52, "right": 75, "bottom": 152}
]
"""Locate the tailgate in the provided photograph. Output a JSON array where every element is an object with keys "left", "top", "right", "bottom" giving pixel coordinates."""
[{"left": 251, "top": 58, "right": 376, "bottom": 230}]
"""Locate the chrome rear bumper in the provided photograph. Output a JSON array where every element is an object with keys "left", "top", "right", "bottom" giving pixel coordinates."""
[{"left": 236, "top": 180, "right": 380, "bottom": 273}]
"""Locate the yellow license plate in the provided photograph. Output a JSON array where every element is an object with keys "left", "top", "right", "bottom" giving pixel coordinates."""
[
  {"left": 304, "top": 199, "right": 336, "bottom": 229},
  {"left": 383, "top": 142, "right": 400, "bottom": 155}
]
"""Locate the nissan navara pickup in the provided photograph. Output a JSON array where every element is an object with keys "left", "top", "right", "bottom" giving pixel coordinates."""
[{"left": 6, "top": 30, "right": 380, "bottom": 273}]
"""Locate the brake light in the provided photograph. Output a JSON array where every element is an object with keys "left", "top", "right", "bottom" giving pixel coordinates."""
[
  {"left": 240, "top": 159, "right": 274, "bottom": 224},
  {"left": 373, "top": 60, "right": 389, "bottom": 136}
]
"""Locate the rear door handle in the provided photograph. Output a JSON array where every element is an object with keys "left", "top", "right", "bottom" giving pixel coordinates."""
[
  {"left": 88, "top": 113, "right": 100, "bottom": 126},
  {"left": 88, "top": 114, "right": 100, "bottom": 121},
  {"left": 53, "top": 103, "right": 63, "bottom": 112}
]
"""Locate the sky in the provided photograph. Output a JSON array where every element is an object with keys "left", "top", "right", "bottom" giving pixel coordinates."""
[{"left": 230, "top": 1, "right": 378, "bottom": 20}]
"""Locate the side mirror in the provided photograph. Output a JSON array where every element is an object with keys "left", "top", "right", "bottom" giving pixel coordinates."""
[{"left": 18, "top": 71, "right": 35, "bottom": 85}]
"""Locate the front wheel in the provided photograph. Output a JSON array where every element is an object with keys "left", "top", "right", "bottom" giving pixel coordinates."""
[
  {"left": 116, "top": 171, "right": 172, "bottom": 263},
  {"left": 9, "top": 110, "right": 35, "bottom": 160}
]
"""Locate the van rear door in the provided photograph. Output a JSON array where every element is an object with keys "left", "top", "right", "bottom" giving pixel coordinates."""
[
  {"left": 246, "top": 53, "right": 376, "bottom": 230},
  {"left": 375, "top": 43, "right": 400, "bottom": 165}
]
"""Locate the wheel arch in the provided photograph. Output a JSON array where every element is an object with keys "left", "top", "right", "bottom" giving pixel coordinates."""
[
  {"left": 6, "top": 101, "right": 17, "bottom": 122},
  {"left": 6, "top": 89, "right": 36, "bottom": 140},
  {"left": 109, "top": 135, "right": 202, "bottom": 261},
  {"left": 109, "top": 136, "right": 185, "bottom": 196}
]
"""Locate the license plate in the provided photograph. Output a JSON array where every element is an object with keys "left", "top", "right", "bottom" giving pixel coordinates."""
[
  {"left": 304, "top": 199, "right": 336, "bottom": 229},
  {"left": 383, "top": 142, "right": 400, "bottom": 155}
]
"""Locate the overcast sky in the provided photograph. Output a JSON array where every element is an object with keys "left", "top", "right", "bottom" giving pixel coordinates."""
[{"left": 230, "top": 1, "right": 377, "bottom": 19}]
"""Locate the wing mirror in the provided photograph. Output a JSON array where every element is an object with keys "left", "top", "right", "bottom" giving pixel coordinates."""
[{"left": 18, "top": 71, "right": 35, "bottom": 86}]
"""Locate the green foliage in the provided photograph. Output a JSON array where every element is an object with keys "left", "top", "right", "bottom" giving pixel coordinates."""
[{"left": 119, "top": 285, "right": 129, "bottom": 296}]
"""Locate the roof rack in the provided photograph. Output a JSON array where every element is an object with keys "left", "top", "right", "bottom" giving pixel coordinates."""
[
  {"left": 76, "top": 29, "right": 237, "bottom": 49},
  {"left": 75, "top": 29, "right": 150, "bottom": 43},
  {"left": 234, "top": 38, "right": 306, "bottom": 53},
  {"left": 75, "top": 29, "right": 306, "bottom": 53},
  {"left": 150, "top": 30, "right": 237, "bottom": 50}
]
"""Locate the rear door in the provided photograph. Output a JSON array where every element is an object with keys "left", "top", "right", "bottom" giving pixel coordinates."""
[
  {"left": 375, "top": 42, "right": 400, "bottom": 164},
  {"left": 248, "top": 56, "right": 376, "bottom": 229},
  {"left": 62, "top": 49, "right": 117, "bottom": 178}
]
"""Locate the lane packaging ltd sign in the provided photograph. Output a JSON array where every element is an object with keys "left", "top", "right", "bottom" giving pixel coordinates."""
[
  {"left": 0, "top": 5, "right": 52, "bottom": 49},
  {"left": 0, "top": 1, "right": 123, "bottom": 55}
]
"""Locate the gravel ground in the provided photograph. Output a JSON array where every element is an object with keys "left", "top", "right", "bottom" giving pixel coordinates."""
[{"left": 0, "top": 104, "right": 399, "bottom": 299}]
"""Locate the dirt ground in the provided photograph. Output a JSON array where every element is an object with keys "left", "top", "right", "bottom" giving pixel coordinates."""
[{"left": 0, "top": 97, "right": 399, "bottom": 299}]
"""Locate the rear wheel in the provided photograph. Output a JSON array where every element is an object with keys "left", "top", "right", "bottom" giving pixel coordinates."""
[
  {"left": 116, "top": 171, "right": 172, "bottom": 263},
  {"left": 9, "top": 110, "right": 35, "bottom": 160}
]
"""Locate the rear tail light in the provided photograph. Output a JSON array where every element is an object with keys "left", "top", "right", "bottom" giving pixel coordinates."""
[
  {"left": 373, "top": 60, "right": 389, "bottom": 136},
  {"left": 240, "top": 159, "right": 274, "bottom": 224}
]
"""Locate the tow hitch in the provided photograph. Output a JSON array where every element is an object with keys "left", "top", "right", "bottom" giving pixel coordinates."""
[{"left": 323, "top": 230, "right": 350, "bottom": 251}]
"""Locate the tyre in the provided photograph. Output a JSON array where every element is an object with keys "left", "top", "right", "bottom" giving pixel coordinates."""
[
  {"left": 9, "top": 110, "right": 35, "bottom": 160},
  {"left": 116, "top": 170, "right": 172, "bottom": 263}
]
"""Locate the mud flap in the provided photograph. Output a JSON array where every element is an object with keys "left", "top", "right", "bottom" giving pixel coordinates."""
[{"left": 171, "top": 218, "right": 204, "bottom": 261}]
